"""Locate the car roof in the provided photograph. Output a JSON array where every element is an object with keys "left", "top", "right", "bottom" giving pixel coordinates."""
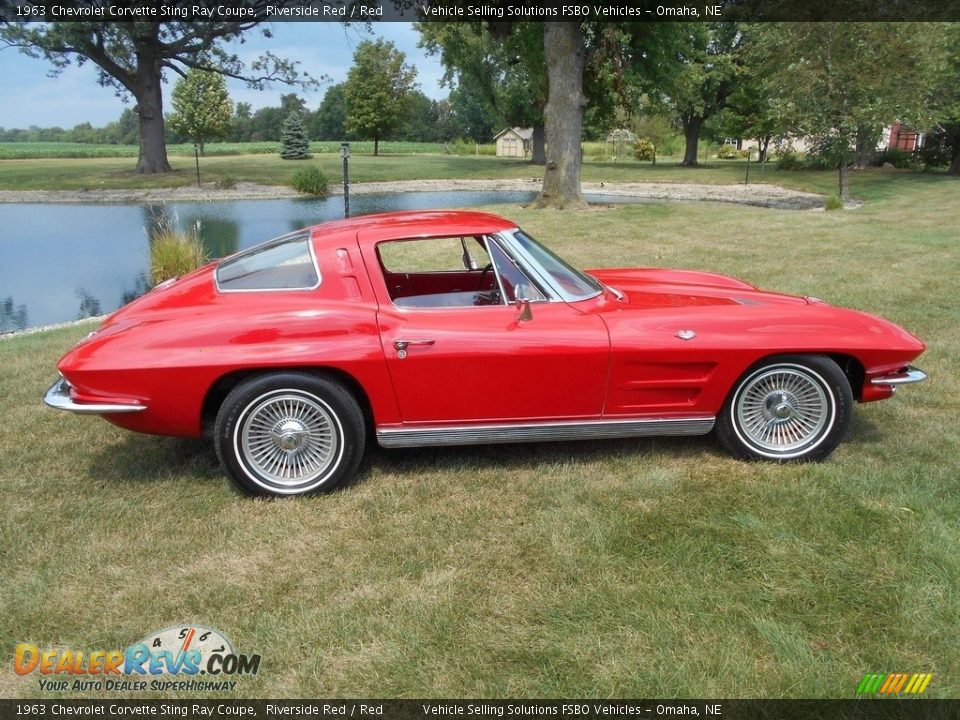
[{"left": 308, "top": 210, "right": 518, "bottom": 245}]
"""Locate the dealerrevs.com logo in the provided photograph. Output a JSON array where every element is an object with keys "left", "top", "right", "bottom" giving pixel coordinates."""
[{"left": 14, "top": 626, "right": 261, "bottom": 692}]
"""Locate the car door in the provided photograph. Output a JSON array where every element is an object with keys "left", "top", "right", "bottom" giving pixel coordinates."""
[{"left": 365, "top": 234, "right": 610, "bottom": 424}]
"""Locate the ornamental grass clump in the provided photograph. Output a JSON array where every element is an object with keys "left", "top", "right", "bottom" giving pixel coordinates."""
[
  {"left": 149, "top": 219, "right": 208, "bottom": 286},
  {"left": 291, "top": 166, "right": 329, "bottom": 197},
  {"left": 825, "top": 193, "right": 844, "bottom": 211}
]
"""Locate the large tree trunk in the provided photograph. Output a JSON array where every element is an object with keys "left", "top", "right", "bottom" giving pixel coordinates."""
[
  {"left": 134, "top": 57, "right": 172, "bottom": 174},
  {"left": 374, "top": 135, "right": 380, "bottom": 157},
  {"left": 950, "top": 145, "right": 960, "bottom": 175},
  {"left": 533, "top": 23, "right": 586, "bottom": 210},
  {"left": 531, "top": 124, "right": 546, "bottom": 165},
  {"left": 855, "top": 124, "right": 878, "bottom": 168},
  {"left": 681, "top": 114, "right": 704, "bottom": 166},
  {"left": 757, "top": 136, "right": 770, "bottom": 164},
  {"left": 838, "top": 162, "right": 850, "bottom": 202}
]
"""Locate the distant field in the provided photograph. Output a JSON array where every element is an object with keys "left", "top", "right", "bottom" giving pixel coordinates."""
[{"left": 0, "top": 140, "right": 495, "bottom": 160}]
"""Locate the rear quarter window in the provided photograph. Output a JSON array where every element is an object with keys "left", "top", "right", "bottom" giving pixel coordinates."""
[{"left": 216, "top": 231, "right": 320, "bottom": 291}]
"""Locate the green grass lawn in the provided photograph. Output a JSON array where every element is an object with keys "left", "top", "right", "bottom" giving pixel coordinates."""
[
  {"left": 1, "top": 177, "right": 958, "bottom": 699},
  {"left": 3, "top": 144, "right": 949, "bottom": 200}
]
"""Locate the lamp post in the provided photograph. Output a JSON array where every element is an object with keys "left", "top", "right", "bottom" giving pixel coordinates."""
[
  {"left": 193, "top": 143, "right": 201, "bottom": 188},
  {"left": 341, "top": 142, "right": 350, "bottom": 218}
]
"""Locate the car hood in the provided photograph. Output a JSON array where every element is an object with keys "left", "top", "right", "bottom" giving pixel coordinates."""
[{"left": 589, "top": 268, "right": 812, "bottom": 309}]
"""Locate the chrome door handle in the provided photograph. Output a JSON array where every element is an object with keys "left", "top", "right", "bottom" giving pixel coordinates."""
[{"left": 393, "top": 339, "right": 435, "bottom": 358}]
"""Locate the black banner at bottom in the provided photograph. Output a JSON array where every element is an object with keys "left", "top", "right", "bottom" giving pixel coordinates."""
[{"left": 1, "top": 700, "right": 959, "bottom": 720}]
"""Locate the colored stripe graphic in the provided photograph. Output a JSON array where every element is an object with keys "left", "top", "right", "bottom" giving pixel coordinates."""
[
  {"left": 858, "top": 672, "right": 932, "bottom": 695},
  {"left": 857, "top": 674, "right": 885, "bottom": 694}
]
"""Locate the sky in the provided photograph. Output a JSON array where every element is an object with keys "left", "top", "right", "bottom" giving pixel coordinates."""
[{"left": 0, "top": 23, "right": 448, "bottom": 129}]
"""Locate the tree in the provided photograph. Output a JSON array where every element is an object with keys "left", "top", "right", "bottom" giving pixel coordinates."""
[
  {"left": 105, "top": 108, "right": 140, "bottom": 145},
  {"left": 758, "top": 23, "right": 946, "bottom": 200},
  {"left": 0, "top": 9, "right": 316, "bottom": 174},
  {"left": 714, "top": 35, "right": 791, "bottom": 165},
  {"left": 168, "top": 69, "right": 232, "bottom": 154},
  {"left": 419, "top": 23, "right": 549, "bottom": 164},
  {"left": 533, "top": 22, "right": 686, "bottom": 207},
  {"left": 924, "top": 24, "right": 960, "bottom": 174},
  {"left": 400, "top": 91, "right": 441, "bottom": 142},
  {"left": 533, "top": 23, "right": 587, "bottom": 209},
  {"left": 311, "top": 83, "right": 349, "bottom": 140},
  {"left": 230, "top": 102, "right": 254, "bottom": 142},
  {"left": 344, "top": 39, "right": 416, "bottom": 156},
  {"left": 279, "top": 113, "right": 311, "bottom": 160},
  {"left": 658, "top": 23, "right": 743, "bottom": 167},
  {"left": 448, "top": 85, "right": 498, "bottom": 143},
  {"left": 249, "top": 106, "right": 285, "bottom": 141}
]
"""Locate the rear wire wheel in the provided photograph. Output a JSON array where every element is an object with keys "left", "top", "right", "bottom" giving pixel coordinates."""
[
  {"left": 716, "top": 355, "right": 852, "bottom": 462},
  {"left": 214, "top": 373, "right": 365, "bottom": 496}
]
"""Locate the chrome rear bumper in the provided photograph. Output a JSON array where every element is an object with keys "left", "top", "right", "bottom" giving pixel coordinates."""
[
  {"left": 44, "top": 377, "right": 146, "bottom": 414},
  {"left": 870, "top": 365, "right": 927, "bottom": 386}
]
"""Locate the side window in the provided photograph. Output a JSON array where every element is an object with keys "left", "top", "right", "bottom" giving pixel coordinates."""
[
  {"left": 377, "top": 236, "right": 498, "bottom": 308},
  {"left": 216, "top": 232, "right": 319, "bottom": 291},
  {"left": 378, "top": 236, "right": 483, "bottom": 273}
]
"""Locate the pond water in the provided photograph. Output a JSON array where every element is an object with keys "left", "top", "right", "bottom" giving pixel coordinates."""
[{"left": 0, "top": 189, "right": 648, "bottom": 331}]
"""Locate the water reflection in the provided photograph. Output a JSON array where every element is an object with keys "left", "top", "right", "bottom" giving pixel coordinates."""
[
  {"left": 1, "top": 296, "right": 28, "bottom": 333},
  {"left": 122, "top": 273, "right": 152, "bottom": 305},
  {"left": 75, "top": 288, "right": 101, "bottom": 319},
  {"left": 188, "top": 215, "right": 240, "bottom": 260},
  {"left": 0, "top": 190, "right": 649, "bottom": 330}
]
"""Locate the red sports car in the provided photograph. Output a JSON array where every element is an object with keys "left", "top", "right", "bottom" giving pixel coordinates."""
[{"left": 45, "top": 210, "right": 926, "bottom": 497}]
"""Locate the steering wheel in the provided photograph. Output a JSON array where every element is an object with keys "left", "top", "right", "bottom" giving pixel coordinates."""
[{"left": 475, "top": 263, "right": 493, "bottom": 291}]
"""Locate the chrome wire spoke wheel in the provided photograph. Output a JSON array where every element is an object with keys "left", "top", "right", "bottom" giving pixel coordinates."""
[
  {"left": 237, "top": 390, "right": 342, "bottom": 489},
  {"left": 733, "top": 364, "right": 834, "bottom": 458}
]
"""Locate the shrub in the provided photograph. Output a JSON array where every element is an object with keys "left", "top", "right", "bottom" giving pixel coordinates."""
[
  {"left": 633, "top": 138, "right": 655, "bottom": 161},
  {"left": 825, "top": 194, "right": 844, "bottom": 211},
  {"left": 717, "top": 144, "right": 739, "bottom": 159},
  {"left": 802, "top": 153, "right": 835, "bottom": 170},
  {"left": 291, "top": 166, "right": 329, "bottom": 197},
  {"left": 215, "top": 174, "right": 237, "bottom": 189},
  {"left": 150, "top": 220, "right": 208, "bottom": 286},
  {"left": 872, "top": 148, "right": 912, "bottom": 169},
  {"left": 919, "top": 125, "right": 957, "bottom": 168},
  {"left": 776, "top": 150, "right": 805, "bottom": 171}
]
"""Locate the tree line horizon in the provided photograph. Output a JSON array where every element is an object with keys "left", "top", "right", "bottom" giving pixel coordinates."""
[{"left": 2, "top": 18, "right": 958, "bottom": 207}]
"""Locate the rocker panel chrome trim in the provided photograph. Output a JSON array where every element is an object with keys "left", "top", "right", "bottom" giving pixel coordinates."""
[{"left": 376, "top": 416, "right": 715, "bottom": 448}]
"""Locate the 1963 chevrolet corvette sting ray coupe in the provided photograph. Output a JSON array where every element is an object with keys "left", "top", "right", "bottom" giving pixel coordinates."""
[{"left": 45, "top": 210, "right": 926, "bottom": 496}]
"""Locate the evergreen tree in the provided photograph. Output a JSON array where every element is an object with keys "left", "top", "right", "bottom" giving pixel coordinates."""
[{"left": 279, "top": 112, "right": 311, "bottom": 160}]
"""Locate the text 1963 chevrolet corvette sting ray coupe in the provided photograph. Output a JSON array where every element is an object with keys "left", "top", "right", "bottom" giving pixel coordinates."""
[{"left": 45, "top": 210, "right": 926, "bottom": 496}]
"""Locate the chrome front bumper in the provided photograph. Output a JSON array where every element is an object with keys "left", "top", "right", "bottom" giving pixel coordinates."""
[
  {"left": 43, "top": 377, "right": 146, "bottom": 414},
  {"left": 870, "top": 365, "right": 927, "bottom": 386}
]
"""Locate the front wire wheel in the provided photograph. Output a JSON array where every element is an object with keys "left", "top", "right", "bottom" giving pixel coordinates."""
[{"left": 717, "top": 355, "right": 853, "bottom": 462}]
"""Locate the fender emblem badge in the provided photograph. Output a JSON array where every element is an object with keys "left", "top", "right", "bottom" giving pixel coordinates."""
[{"left": 675, "top": 330, "right": 697, "bottom": 341}]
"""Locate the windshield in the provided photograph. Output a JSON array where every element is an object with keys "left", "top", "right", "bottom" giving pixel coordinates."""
[{"left": 509, "top": 229, "right": 602, "bottom": 300}]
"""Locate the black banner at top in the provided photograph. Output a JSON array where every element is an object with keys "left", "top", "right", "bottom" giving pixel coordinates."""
[{"left": 1, "top": 0, "right": 960, "bottom": 23}]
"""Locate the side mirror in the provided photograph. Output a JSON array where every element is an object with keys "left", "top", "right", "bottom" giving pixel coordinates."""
[{"left": 515, "top": 297, "right": 533, "bottom": 322}]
